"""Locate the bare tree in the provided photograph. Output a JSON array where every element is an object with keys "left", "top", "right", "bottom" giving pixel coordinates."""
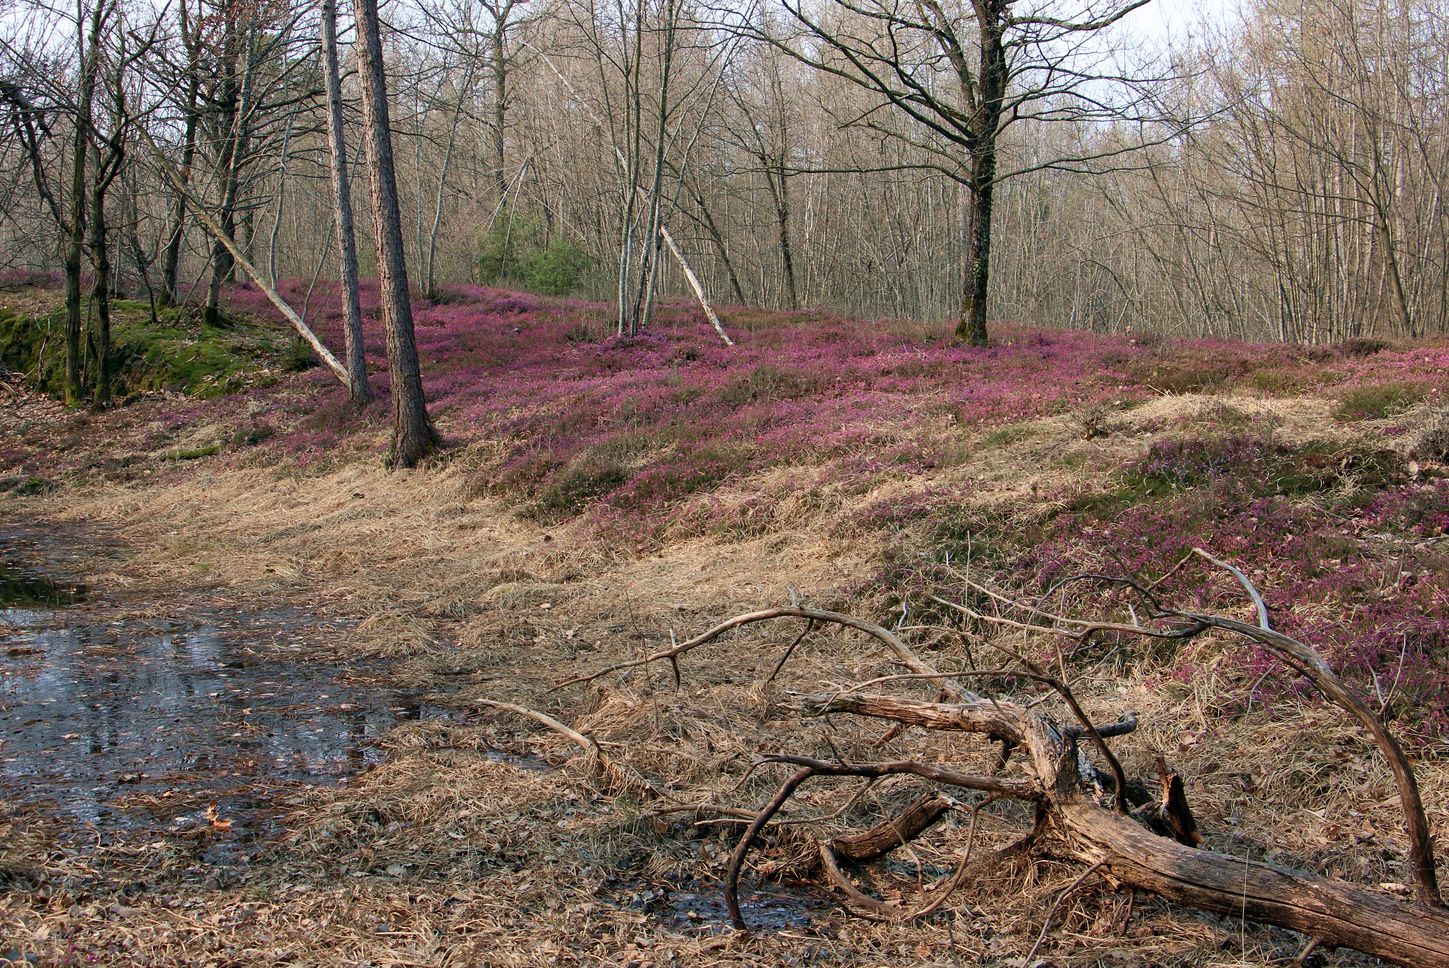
[
  {"left": 354, "top": 0, "right": 439, "bottom": 466},
  {"left": 157, "top": 0, "right": 202, "bottom": 306},
  {"left": 736, "top": 0, "right": 1165, "bottom": 344}
]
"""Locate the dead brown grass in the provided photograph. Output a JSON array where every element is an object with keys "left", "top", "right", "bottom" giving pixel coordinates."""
[{"left": 0, "top": 389, "right": 1440, "bottom": 966}]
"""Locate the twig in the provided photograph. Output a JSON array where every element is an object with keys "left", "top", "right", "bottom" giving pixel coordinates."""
[{"left": 1026, "top": 861, "right": 1107, "bottom": 963}]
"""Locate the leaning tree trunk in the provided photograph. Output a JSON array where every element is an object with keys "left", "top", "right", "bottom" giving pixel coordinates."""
[
  {"left": 354, "top": 0, "right": 438, "bottom": 467},
  {"left": 321, "top": 0, "right": 370, "bottom": 404}
]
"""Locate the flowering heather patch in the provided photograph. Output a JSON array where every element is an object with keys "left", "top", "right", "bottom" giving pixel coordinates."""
[
  {"left": 220, "top": 281, "right": 1449, "bottom": 520},
  {"left": 1023, "top": 442, "right": 1449, "bottom": 744},
  {"left": 13, "top": 280, "right": 1449, "bottom": 741},
  {"left": 849, "top": 420, "right": 1449, "bottom": 743}
]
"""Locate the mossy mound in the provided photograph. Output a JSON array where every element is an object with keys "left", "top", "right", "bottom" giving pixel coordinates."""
[{"left": 0, "top": 296, "right": 302, "bottom": 401}]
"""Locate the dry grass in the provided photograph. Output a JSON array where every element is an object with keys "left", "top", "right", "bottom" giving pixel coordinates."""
[{"left": 0, "top": 387, "right": 1441, "bottom": 966}]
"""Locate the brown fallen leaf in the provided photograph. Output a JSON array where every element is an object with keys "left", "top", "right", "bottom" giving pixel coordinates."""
[{"left": 204, "top": 802, "right": 234, "bottom": 832}]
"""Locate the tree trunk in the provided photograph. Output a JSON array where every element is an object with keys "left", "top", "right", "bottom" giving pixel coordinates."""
[
  {"left": 1056, "top": 801, "right": 1449, "bottom": 967},
  {"left": 65, "top": 0, "right": 97, "bottom": 406},
  {"left": 491, "top": 26, "right": 507, "bottom": 199},
  {"left": 690, "top": 185, "right": 747, "bottom": 304},
  {"left": 88, "top": 149, "right": 112, "bottom": 407},
  {"left": 354, "top": 0, "right": 438, "bottom": 467},
  {"left": 426, "top": 63, "right": 471, "bottom": 301},
  {"left": 205, "top": 10, "right": 251, "bottom": 329},
  {"left": 953, "top": 10, "right": 1005, "bottom": 348},
  {"left": 160, "top": 0, "right": 198, "bottom": 305},
  {"left": 957, "top": 168, "right": 994, "bottom": 347},
  {"left": 771, "top": 167, "right": 798, "bottom": 310},
  {"left": 160, "top": 103, "right": 196, "bottom": 305},
  {"left": 321, "top": 0, "right": 370, "bottom": 404},
  {"left": 267, "top": 116, "right": 293, "bottom": 288}
]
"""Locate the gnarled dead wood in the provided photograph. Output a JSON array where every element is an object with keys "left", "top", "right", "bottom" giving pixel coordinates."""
[
  {"left": 830, "top": 794, "right": 951, "bottom": 863},
  {"left": 1055, "top": 801, "right": 1449, "bottom": 966},
  {"left": 561, "top": 569, "right": 1446, "bottom": 964},
  {"left": 557, "top": 605, "right": 976, "bottom": 701},
  {"left": 948, "top": 550, "right": 1441, "bottom": 908}
]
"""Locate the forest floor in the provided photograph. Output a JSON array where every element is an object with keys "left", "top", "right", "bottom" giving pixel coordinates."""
[{"left": 3, "top": 280, "right": 1449, "bottom": 965}]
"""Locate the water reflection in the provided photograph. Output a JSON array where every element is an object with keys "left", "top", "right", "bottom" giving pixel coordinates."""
[{"left": 0, "top": 601, "right": 452, "bottom": 863}]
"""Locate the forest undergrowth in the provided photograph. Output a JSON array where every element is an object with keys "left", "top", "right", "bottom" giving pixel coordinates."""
[{"left": 3, "top": 280, "right": 1449, "bottom": 965}]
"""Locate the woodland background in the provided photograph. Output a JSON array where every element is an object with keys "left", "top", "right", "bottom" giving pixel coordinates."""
[{"left": 4, "top": 0, "right": 1448, "bottom": 348}]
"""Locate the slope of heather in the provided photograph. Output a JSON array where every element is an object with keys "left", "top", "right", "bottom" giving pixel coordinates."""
[{"left": 3, "top": 281, "right": 1449, "bottom": 965}]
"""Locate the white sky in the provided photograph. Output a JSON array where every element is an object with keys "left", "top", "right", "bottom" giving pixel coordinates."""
[{"left": 1120, "top": 0, "right": 1241, "bottom": 45}]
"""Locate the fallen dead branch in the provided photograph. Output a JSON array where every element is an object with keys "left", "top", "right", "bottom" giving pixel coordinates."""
[
  {"left": 467, "top": 698, "right": 662, "bottom": 799},
  {"left": 560, "top": 553, "right": 1449, "bottom": 966}
]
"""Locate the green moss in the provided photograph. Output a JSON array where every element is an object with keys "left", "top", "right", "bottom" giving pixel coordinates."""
[
  {"left": 165, "top": 443, "right": 223, "bottom": 461},
  {"left": 0, "top": 306, "right": 68, "bottom": 395},
  {"left": 0, "top": 296, "right": 289, "bottom": 401},
  {"left": 1334, "top": 382, "right": 1430, "bottom": 421}
]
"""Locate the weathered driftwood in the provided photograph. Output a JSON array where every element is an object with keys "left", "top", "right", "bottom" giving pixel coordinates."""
[{"left": 560, "top": 560, "right": 1449, "bottom": 967}]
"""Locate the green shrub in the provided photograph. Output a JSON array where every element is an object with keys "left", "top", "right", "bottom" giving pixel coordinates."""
[
  {"left": 526, "top": 239, "right": 592, "bottom": 296},
  {"left": 478, "top": 210, "right": 593, "bottom": 296}
]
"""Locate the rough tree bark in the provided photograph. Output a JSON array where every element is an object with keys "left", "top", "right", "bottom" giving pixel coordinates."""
[
  {"left": 956, "top": 10, "right": 1005, "bottom": 348},
  {"left": 353, "top": 0, "right": 439, "bottom": 467},
  {"left": 159, "top": 0, "right": 200, "bottom": 306},
  {"left": 203, "top": 1, "right": 248, "bottom": 329}
]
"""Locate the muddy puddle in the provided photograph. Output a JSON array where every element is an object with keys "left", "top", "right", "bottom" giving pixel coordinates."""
[
  {"left": 0, "top": 530, "right": 455, "bottom": 866},
  {"left": 618, "top": 874, "right": 832, "bottom": 935}
]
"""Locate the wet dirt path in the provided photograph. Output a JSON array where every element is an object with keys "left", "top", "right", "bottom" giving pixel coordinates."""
[{"left": 0, "top": 522, "right": 453, "bottom": 870}]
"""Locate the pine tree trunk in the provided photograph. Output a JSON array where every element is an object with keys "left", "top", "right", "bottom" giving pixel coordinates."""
[
  {"left": 354, "top": 0, "right": 437, "bottom": 467},
  {"left": 321, "top": 0, "right": 370, "bottom": 404}
]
